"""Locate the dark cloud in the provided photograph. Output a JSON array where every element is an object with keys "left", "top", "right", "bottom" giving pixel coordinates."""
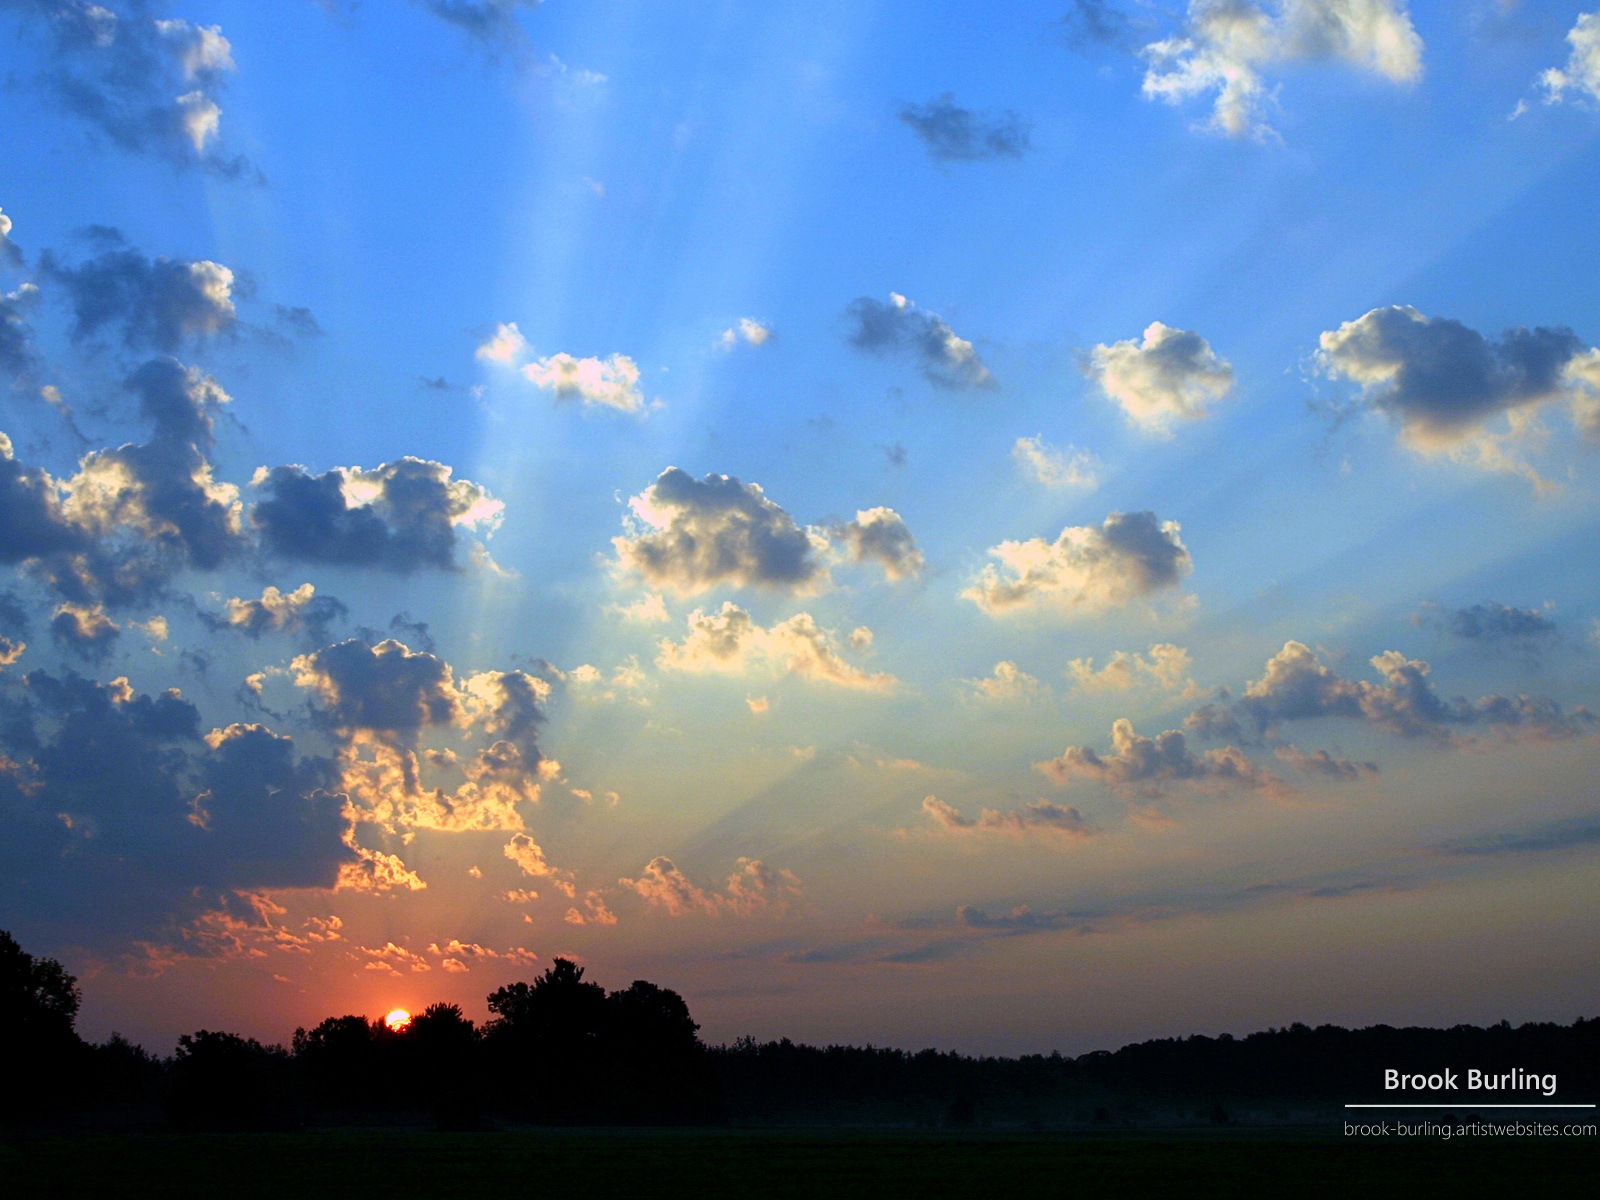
[
  {"left": 200, "top": 583, "right": 347, "bottom": 643},
  {"left": 845, "top": 293, "right": 994, "bottom": 390},
  {"left": 956, "top": 904, "right": 1089, "bottom": 934},
  {"left": 1414, "top": 601, "right": 1557, "bottom": 642},
  {"left": 49, "top": 602, "right": 119, "bottom": 660},
  {"left": 1053, "top": 0, "right": 1133, "bottom": 51},
  {"left": 898, "top": 93, "right": 1029, "bottom": 162},
  {"left": 1430, "top": 816, "right": 1600, "bottom": 859},
  {"left": 293, "top": 637, "right": 460, "bottom": 742},
  {"left": 0, "top": 431, "right": 86, "bottom": 565},
  {"left": 1, "top": 283, "right": 39, "bottom": 376},
  {"left": 1273, "top": 745, "right": 1378, "bottom": 781},
  {"left": 614, "top": 467, "right": 827, "bottom": 595},
  {"left": 41, "top": 246, "right": 237, "bottom": 351},
  {"left": 251, "top": 457, "right": 501, "bottom": 573},
  {"left": 0, "top": 668, "right": 352, "bottom": 946},
  {"left": 922, "top": 796, "right": 1091, "bottom": 839},
  {"left": 1191, "top": 641, "right": 1596, "bottom": 746},
  {"left": 387, "top": 612, "right": 435, "bottom": 653},
  {"left": 1038, "top": 718, "right": 1284, "bottom": 797},
  {"left": 273, "top": 305, "right": 322, "bottom": 338},
  {"left": 0, "top": 0, "right": 248, "bottom": 174},
  {"left": 415, "top": 0, "right": 541, "bottom": 48},
  {"left": 1318, "top": 306, "right": 1594, "bottom": 456}
]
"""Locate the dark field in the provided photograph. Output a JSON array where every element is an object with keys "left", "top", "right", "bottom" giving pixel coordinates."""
[{"left": 2, "top": 1127, "right": 1595, "bottom": 1199}]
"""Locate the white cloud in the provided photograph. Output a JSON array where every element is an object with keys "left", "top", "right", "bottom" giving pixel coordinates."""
[
  {"left": 962, "top": 661, "right": 1049, "bottom": 704},
  {"left": 476, "top": 322, "right": 529, "bottom": 364},
  {"left": 1142, "top": 0, "right": 1423, "bottom": 139},
  {"left": 1541, "top": 12, "right": 1600, "bottom": 106},
  {"left": 1087, "top": 322, "right": 1234, "bottom": 434},
  {"left": 718, "top": 317, "right": 772, "bottom": 349},
  {"left": 522, "top": 352, "right": 645, "bottom": 413},
  {"left": 1012, "top": 436, "right": 1100, "bottom": 489},
  {"left": 657, "top": 602, "right": 896, "bottom": 691},
  {"left": 964, "top": 511, "right": 1192, "bottom": 616},
  {"left": 1068, "top": 643, "right": 1202, "bottom": 699}
]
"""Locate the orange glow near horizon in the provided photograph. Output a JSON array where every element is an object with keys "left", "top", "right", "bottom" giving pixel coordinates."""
[{"left": 384, "top": 1008, "right": 412, "bottom": 1032}]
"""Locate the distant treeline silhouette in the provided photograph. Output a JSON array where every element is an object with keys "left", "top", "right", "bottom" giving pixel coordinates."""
[{"left": 4, "top": 930, "right": 1595, "bottom": 1128}]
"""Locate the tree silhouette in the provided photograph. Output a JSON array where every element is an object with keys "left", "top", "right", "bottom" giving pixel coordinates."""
[{"left": 0, "top": 929, "right": 86, "bottom": 1120}]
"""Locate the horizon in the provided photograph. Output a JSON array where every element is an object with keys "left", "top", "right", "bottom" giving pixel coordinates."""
[{"left": 2, "top": 0, "right": 1599, "bottom": 1061}]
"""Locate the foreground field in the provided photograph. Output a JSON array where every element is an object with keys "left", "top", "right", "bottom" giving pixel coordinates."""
[{"left": 2, "top": 1127, "right": 1595, "bottom": 1199}]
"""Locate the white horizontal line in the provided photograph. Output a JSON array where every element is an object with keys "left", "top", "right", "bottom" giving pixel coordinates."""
[{"left": 1344, "top": 1104, "right": 1595, "bottom": 1109}]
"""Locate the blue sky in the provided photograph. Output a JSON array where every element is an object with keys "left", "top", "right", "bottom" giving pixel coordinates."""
[{"left": 2, "top": 0, "right": 1599, "bottom": 1054}]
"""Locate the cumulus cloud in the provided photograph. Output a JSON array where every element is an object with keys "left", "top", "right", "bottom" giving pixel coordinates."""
[
  {"left": 1142, "top": 0, "right": 1424, "bottom": 139},
  {"left": 620, "top": 855, "right": 801, "bottom": 917},
  {"left": 962, "top": 660, "right": 1049, "bottom": 704},
  {"left": 294, "top": 638, "right": 460, "bottom": 746},
  {"left": 1012, "top": 436, "right": 1100, "bottom": 489},
  {"left": 49, "top": 601, "right": 119, "bottom": 660},
  {"left": 0, "top": 669, "right": 354, "bottom": 946},
  {"left": 1194, "top": 640, "right": 1596, "bottom": 745},
  {"left": 963, "top": 510, "right": 1192, "bottom": 617},
  {"left": 657, "top": 603, "right": 895, "bottom": 691},
  {"left": 207, "top": 583, "right": 348, "bottom": 641},
  {"left": 613, "top": 467, "right": 829, "bottom": 595},
  {"left": 0, "top": 283, "right": 38, "bottom": 377},
  {"left": 503, "top": 832, "right": 575, "bottom": 896},
  {"left": 521, "top": 352, "right": 645, "bottom": 413},
  {"left": 1087, "top": 322, "right": 1234, "bottom": 434},
  {"left": 251, "top": 457, "right": 501, "bottom": 573},
  {"left": 1540, "top": 11, "right": 1600, "bottom": 106},
  {"left": 717, "top": 318, "right": 771, "bottom": 350},
  {"left": 0, "top": 205, "right": 19, "bottom": 266},
  {"left": 42, "top": 245, "right": 237, "bottom": 350},
  {"left": 3, "top": 360, "right": 244, "bottom": 607},
  {"left": 1038, "top": 717, "right": 1284, "bottom": 796},
  {"left": 845, "top": 293, "right": 993, "bottom": 390},
  {"left": 829, "top": 507, "right": 924, "bottom": 581},
  {"left": 475, "top": 321, "right": 528, "bottom": 363},
  {"left": 921, "top": 795, "right": 1091, "bottom": 839},
  {"left": 3, "top": 2, "right": 246, "bottom": 171},
  {"left": 898, "top": 93, "right": 1029, "bottom": 161},
  {"left": 1067, "top": 643, "right": 1200, "bottom": 698},
  {"left": 1317, "top": 305, "right": 1598, "bottom": 481}
]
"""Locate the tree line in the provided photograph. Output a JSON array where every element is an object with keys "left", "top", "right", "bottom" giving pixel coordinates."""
[{"left": 4, "top": 930, "right": 1595, "bottom": 1128}]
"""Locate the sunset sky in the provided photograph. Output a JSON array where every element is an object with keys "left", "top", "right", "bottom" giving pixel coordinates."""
[{"left": 2, "top": 0, "right": 1599, "bottom": 1056}]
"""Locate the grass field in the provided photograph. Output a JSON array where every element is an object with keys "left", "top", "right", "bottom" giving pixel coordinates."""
[{"left": 2, "top": 1127, "right": 1595, "bottom": 1198}]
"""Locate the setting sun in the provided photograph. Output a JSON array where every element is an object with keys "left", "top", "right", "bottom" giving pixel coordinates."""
[{"left": 383, "top": 1009, "right": 412, "bottom": 1032}]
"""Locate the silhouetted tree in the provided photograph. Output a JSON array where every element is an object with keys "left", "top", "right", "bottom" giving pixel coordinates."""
[
  {"left": 168, "top": 1030, "right": 295, "bottom": 1128},
  {"left": 0, "top": 929, "right": 86, "bottom": 1120},
  {"left": 484, "top": 958, "right": 608, "bottom": 1120},
  {"left": 403, "top": 1002, "right": 482, "bottom": 1128},
  {"left": 293, "top": 1014, "right": 382, "bottom": 1109}
]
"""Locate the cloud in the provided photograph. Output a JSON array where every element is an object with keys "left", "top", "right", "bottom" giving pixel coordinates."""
[
  {"left": 1067, "top": 643, "right": 1201, "bottom": 698},
  {"left": 921, "top": 795, "right": 1091, "bottom": 839},
  {"left": 3, "top": 2, "right": 246, "bottom": 171},
  {"left": 1317, "top": 306, "right": 1598, "bottom": 481},
  {"left": 294, "top": 638, "right": 460, "bottom": 747},
  {"left": 1087, "top": 322, "right": 1234, "bottom": 434},
  {"left": 42, "top": 245, "right": 236, "bottom": 351},
  {"left": 717, "top": 318, "right": 771, "bottom": 350},
  {"left": 206, "top": 583, "right": 348, "bottom": 641},
  {"left": 1196, "top": 640, "right": 1597, "bottom": 745},
  {"left": 563, "top": 890, "right": 618, "bottom": 926},
  {"left": 962, "top": 660, "right": 1049, "bottom": 704},
  {"left": 49, "top": 601, "right": 119, "bottom": 660},
  {"left": 503, "top": 832, "right": 574, "bottom": 895},
  {"left": 1142, "top": 0, "right": 1424, "bottom": 139},
  {"left": 414, "top": 0, "right": 542, "bottom": 53},
  {"left": 4, "top": 360, "right": 244, "bottom": 607},
  {"left": 964, "top": 510, "right": 1192, "bottom": 616},
  {"left": 1540, "top": 11, "right": 1600, "bottom": 106},
  {"left": 609, "top": 593, "right": 670, "bottom": 624},
  {"left": 898, "top": 93, "right": 1029, "bottom": 161},
  {"left": 1038, "top": 718, "right": 1284, "bottom": 797},
  {"left": 1413, "top": 601, "right": 1556, "bottom": 642},
  {"left": 0, "top": 669, "right": 354, "bottom": 947},
  {"left": 0, "top": 205, "right": 19, "bottom": 266},
  {"left": 845, "top": 293, "right": 994, "bottom": 390},
  {"left": 521, "top": 352, "right": 645, "bottom": 413},
  {"left": 1056, "top": 0, "right": 1135, "bottom": 51},
  {"left": 1273, "top": 744, "right": 1378, "bottom": 779},
  {"left": 613, "top": 467, "right": 829, "bottom": 595},
  {"left": 251, "top": 457, "right": 502, "bottom": 573},
  {"left": 1430, "top": 815, "right": 1600, "bottom": 859},
  {"left": 620, "top": 856, "right": 801, "bottom": 917},
  {"left": 657, "top": 603, "right": 895, "bottom": 692},
  {"left": 475, "top": 322, "right": 528, "bottom": 363},
  {"left": 1, "top": 283, "right": 38, "bottom": 377},
  {"left": 1012, "top": 436, "right": 1100, "bottom": 489},
  {"left": 829, "top": 506, "right": 924, "bottom": 581}
]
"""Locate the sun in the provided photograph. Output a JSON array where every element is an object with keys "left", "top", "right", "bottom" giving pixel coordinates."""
[{"left": 384, "top": 1008, "right": 412, "bottom": 1032}]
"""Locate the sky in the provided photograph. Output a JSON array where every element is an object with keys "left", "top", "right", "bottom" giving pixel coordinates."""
[{"left": 1, "top": 0, "right": 1599, "bottom": 1057}]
